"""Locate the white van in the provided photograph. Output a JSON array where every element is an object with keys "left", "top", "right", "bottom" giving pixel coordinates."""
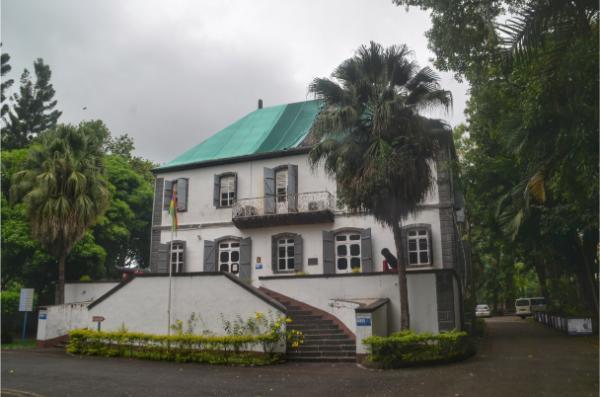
[{"left": 515, "top": 297, "right": 547, "bottom": 318}]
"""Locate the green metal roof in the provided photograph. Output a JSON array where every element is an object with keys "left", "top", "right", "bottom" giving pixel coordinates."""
[{"left": 159, "top": 100, "right": 322, "bottom": 169}]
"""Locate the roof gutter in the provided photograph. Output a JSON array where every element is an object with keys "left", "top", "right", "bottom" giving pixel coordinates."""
[{"left": 152, "top": 146, "right": 311, "bottom": 174}]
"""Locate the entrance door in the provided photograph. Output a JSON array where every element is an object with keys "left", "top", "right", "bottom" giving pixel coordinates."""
[{"left": 218, "top": 240, "right": 240, "bottom": 276}]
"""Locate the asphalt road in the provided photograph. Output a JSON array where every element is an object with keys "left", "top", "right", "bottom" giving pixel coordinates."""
[{"left": 1, "top": 317, "right": 598, "bottom": 397}]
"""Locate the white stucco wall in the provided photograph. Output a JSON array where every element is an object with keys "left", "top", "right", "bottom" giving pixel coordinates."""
[
  {"left": 155, "top": 152, "right": 443, "bottom": 284},
  {"left": 38, "top": 274, "right": 285, "bottom": 351},
  {"left": 88, "top": 275, "right": 285, "bottom": 338},
  {"left": 64, "top": 282, "right": 119, "bottom": 304},
  {"left": 260, "top": 272, "right": 439, "bottom": 334}
]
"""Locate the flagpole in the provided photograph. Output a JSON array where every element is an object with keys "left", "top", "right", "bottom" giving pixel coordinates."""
[{"left": 167, "top": 230, "right": 174, "bottom": 336}]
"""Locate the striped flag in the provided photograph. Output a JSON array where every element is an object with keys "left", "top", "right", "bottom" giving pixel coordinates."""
[{"left": 169, "top": 183, "right": 178, "bottom": 232}]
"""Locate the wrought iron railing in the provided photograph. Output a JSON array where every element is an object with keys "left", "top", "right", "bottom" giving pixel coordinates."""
[{"left": 232, "top": 191, "right": 335, "bottom": 218}]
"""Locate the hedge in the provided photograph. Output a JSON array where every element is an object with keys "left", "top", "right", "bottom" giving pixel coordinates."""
[
  {"left": 68, "top": 329, "right": 284, "bottom": 365},
  {"left": 1, "top": 290, "right": 21, "bottom": 344},
  {"left": 363, "top": 330, "right": 475, "bottom": 368}
]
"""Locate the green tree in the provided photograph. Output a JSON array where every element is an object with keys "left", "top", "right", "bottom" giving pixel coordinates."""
[
  {"left": 10, "top": 122, "right": 110, "bottom": 303},
  {"left": 308, "top": 42, "right": 452, "bottom": 329},
  {"left": 3, "top": 58, "right": 62, "bottom": 149},
  {"left": 1, "top": 45, "right": 14, "bottom": 119}
]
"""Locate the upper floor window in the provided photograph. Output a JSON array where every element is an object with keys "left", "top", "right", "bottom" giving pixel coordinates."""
[
  {"left": 213, "top": 173, "right": 237, "bottom": 208},
  {"left": 163, "top": 178, "right": 188, "bottom": 212},
  {"left": 275, "top": 169, "right": 288, "bottom": 203},
  {"left": 170, "top": 242, "right": 185, "bottom": 273},
  {"left": 220, "top": 175, "right": 236, "bottom": 207},
  {"left": 335, "top": 232, "right": 361, "bottom": 273},
  {"left": 407, "top": 229, "right": 431, "bottom": 266}
]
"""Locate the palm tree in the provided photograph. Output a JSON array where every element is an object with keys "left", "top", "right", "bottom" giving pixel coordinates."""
[
  {"left": 308, "top": 42, "right": 452, "bottom": 330},
  {"left": 11, "top": 122, "right": 110, "bottom": 303}
]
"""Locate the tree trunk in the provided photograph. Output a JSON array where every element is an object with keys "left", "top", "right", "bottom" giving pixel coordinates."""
[
  {"left": 532, "top": 255, "right": 550, "bottom": 303},
  {"left": 574, "top": 235, "right": 598, "bottom": 315},
  {"left": 392, "top": 221, "right": 410, "bottom": 330},
  {"left": 57, "top": 254, "right": 66, "bottom": 304}
]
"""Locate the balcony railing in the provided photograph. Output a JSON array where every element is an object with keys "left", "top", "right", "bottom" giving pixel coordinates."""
[{"left": 232, "top": 191, "right": 335, "bottom": 228}]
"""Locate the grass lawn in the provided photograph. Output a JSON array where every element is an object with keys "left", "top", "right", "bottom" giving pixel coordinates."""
[{"left": 1, "top": 339, "right": 37, "bottom": 349}]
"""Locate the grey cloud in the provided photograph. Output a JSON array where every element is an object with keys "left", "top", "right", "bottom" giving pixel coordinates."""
[{"left": 2, "top": 0, "right": 468, "bottom": 164}]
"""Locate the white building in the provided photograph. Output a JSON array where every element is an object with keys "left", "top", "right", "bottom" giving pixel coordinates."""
[
  {"left": 149, "top": 99, "right": 469, "bottom": 335},
  {"left": 37, "top": 99, "right": 470, "bottom": 361}
]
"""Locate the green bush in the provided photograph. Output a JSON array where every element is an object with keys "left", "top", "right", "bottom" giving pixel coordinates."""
[
  {"left": 68, "top": 329, "right": 285, "bottom": 365},
  {"left": 363, "top": 330, "right": 475, "bottom": 368},
  {"left": 1, "top": 289, "right": 20, "bottom": 344}
]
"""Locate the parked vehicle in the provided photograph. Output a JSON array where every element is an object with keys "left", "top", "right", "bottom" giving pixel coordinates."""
[
  {"left": 475, "top": 304, "right": 491, "bottom": 318},
  {"left": 515, "top": 297, "right": 547, "bottom": 319}
]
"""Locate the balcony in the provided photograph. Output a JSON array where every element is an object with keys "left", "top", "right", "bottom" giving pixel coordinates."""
[{"left": 232, "top": 191, "right": 335, "bottom": 229}]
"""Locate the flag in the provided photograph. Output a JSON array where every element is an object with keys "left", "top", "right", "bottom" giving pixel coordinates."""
[{"left": 169, "top": 183, "right": 178, "bottom": 232}]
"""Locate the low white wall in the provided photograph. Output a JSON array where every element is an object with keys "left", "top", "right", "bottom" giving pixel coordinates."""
[
  {"left": 38, "top": 274, "right": 286, "bottom": 352},
  {"left": 260, "top": 272, "right": 439, "bottom": 334},
  {"left": 64, "top": 282, "right": 119, "bottom": 304},
  {"left": 37, "top": 303, "right": 91, "bottom": 341}
]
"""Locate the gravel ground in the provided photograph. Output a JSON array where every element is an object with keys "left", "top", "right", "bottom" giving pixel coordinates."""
[{"left": 1, "top": 316, "right": 598, "bottom": 397}]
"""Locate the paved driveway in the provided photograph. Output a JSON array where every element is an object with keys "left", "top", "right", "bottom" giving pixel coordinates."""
[{"left": 1, "top": 317, "right": 598, "bottom": 397}]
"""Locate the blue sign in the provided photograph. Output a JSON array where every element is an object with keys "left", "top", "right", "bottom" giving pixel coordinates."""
[
  {"left": 356, "top": 316, "right": 372, "bottom": 326},
  {"left": 39, "top": 313, "right": 47, "bottom": 320},
  {"left": 255, "top": 263, "right": 263, "bottom": 270}
]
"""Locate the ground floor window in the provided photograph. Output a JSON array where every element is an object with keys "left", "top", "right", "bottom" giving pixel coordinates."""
[
  {"left": 335, "top": 232, "right": 361, "bottom": 273},
  {"left": 218, "top": 240, "right": 240, "bottom": 275},
  {"left": 277, "top": 237, "right": 295, "bottom": 271},
  {"left": 170, "top": 242, "right": 184, "bottom": 273},
  {"left": 407, "top": 229, "right": 430, "bottom": 266}
]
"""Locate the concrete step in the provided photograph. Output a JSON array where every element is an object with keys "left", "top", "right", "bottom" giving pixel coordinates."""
[
  {"left": 295, "top": 344, "right": 355, "bottom": 352},
  {"left": 303, "top": 333, "right": 351, "bottom": 340},
  {"left": 302, "top": 338, "right": 355, "bottom": 345},
  {"left": 289, "top": 324, "right": 339, "bottom": 331},
  {"left": 287, "top": 351, "right": 355, "bottom": 358},
  {"left": 286, "top": 355, "right": 356, "bottom": 363}
]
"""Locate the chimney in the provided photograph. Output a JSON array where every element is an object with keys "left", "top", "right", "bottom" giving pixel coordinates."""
[{"left": 258, "top": 99, "right": 263, "bottom": 109}]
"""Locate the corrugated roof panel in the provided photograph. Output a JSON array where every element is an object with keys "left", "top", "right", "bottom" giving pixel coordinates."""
[{"left": 159, "top": 100, "right": 321, "bottom": 169}]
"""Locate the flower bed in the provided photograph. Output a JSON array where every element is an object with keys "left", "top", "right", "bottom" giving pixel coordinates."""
[
  {"left": 68, "top": 329, "right": 284, "bottom": 365},
  {"left": 363, "top": 330, "right": 475, "bottom": 368}
]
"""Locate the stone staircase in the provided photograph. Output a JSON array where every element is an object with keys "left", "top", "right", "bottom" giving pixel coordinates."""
[{"left": 260, "top": 287, "right": 356, "bottom": 362}]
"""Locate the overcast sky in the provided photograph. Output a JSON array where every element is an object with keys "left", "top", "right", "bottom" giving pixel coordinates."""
[{"left": 1, "top": 0, "right": 468, "bottom": 164}]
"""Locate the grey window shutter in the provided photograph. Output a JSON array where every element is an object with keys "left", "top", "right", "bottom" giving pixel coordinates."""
[
  {"left": 361, "top": 228, "right": 373, "bottom": 272},
  {"left": 203, "top": 240, "right": 216, "bottom": 272},
  {"left": 287, "top": 164, "right": 298, "bottom": 212},
  {"left": 239, "top": 237, "right": 252, "bottom": 282},
  {"left": 323, "top": 231, "right": 334, "bottom": 274},
  {"left": 233, "top": 173, "right": 238, "bottom": 204},
  {"left": 163, "top": 180, "right": 173, "bottom": 210},
  {"left": 179, "top": 240, "right": 186, "bottom": 273},
  {"left": 264, "top": 167, "right": 275, "bottom": 214},
  {"left": 400, "top": 226, "right": 408, "bottom": 266},
  {"left": 428, "top": 228, "right": 433, "bottom": 265},
  {"left": 271, "top": 236, "right": 278, "bottom": 273},
  {"left": 294, "top": 234, "right": 303, "bottom": 272},
  {"left": 157, "top": 243, "right": 169, "bottom": 273},
  {"left": 177, "top": 178, "right": 188, "bottom": 212},
  {"left": 213, "top": 175, "right": 220, "bottom": 207}
]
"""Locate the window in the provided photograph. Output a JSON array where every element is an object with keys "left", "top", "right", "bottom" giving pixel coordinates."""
[
  {"left": 220, "top": 175, "right": 236, "bottom": 207},
  {"left": 335, "top": 233, "right": 361, "bottom": 273},
  {"left": 170, "top": 242, "right": 184, "bottom": 273},
  {"left": 275, "top": 169, "right": 288, "bottom": 203},
  {"left": 218, "top": 240, "right": 240, "bottom": 275},
  {"left": 277, "top": 238, "right": 295, "bottom": 271},
  {"left": 407, "top": 229, "right": 430, "bottom": 266}
]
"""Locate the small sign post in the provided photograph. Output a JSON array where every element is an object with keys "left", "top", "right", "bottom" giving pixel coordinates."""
[
  {"left": 19, "top": 288, "right": 34, "bottom": 341},
  {"left": 93, "top": 316, "right": 105, "bottom": 331}
]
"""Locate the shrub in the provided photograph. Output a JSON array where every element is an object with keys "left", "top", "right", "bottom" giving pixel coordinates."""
[
  {"left": 68, "top": 329, "right": 284, "bottom": 365},
  {"left": 1, "top": 289, "right": 21, "bottom": 344},
  {"left": 363, "top": 330, "right": 475, "bottom": 368}
]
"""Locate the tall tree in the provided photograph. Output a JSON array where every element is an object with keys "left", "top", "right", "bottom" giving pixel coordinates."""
[
  {"left": 1, "top": 45, "right": 14, "bottom": 120},
  {"left": 308, "top": 42, "right": 452, "bottom": 329},
  {"left": 10, "top": 122, "right": 110, "bottom": 303},
  {"left": 3, "top": 58, "right": 62, "bottom": 149}
]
